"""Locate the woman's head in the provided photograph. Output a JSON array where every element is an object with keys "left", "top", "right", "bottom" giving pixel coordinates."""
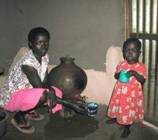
[
  {"left": 28, "top": 27, "right": 50, "bottom": 57},
  {"left": 122, "top": 38, "right": 141, "bottom": 64}
]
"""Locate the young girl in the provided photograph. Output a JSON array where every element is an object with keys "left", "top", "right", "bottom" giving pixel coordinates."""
[
  {"left": 0, "top": 27, "right": 62, "bottom": 134},
  {"left": 106, "top": 38, "right": 146, "bottom": 138}
]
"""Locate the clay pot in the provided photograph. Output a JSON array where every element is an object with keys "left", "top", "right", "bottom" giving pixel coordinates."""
[{"left": 47, "top": 56, "right": 87, "bottom": 99}]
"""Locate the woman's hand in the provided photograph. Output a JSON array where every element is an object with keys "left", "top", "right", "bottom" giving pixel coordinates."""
[
  {"left": 48, "top": 91, "right": 57, "bottom": 102},
  {"left": 46, "top": 88, "right": 58, "bottom": 109}
]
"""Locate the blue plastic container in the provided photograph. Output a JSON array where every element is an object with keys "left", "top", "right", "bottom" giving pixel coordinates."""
[{"left": 86, "top": 102, "right": 99, "bottom": 117}]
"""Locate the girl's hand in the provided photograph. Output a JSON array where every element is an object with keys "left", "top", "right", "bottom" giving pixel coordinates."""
[
  {"left": 127, "top": 70, "right": 137, "bottom": 77},
  {"left": 127, "top": 70, "right": 145, "bottom": 85},
  {"left": 114, "top": 72, "right": 120, "bottom": 79}
]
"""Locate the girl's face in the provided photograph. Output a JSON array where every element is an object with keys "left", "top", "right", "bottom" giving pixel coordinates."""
[
  {"left": 123, "top": 43, "right": 140, "bottom": 64},
  {"left": 30, "top": 34, "right": 49, "bottom": 57}
]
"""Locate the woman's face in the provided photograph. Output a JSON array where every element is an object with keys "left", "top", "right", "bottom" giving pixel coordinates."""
[
  {"left": 123, "top": 43, "right": 140, "bottom": 64},
  {"left": 30, "top": 34, "right": 49, "bottom": 57}
]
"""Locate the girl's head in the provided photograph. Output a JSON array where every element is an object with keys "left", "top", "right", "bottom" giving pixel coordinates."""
[
  {"left": 122, "top": 38, "right": 141, "bottom": 64},
  {"left": 28, "top": 27, "right": 50, "bottom": 57}
]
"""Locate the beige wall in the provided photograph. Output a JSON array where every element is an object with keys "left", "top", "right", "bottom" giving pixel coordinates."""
[
  {"left": 0, "top": 0, "right": 124, "bottom": 72},
  {"left": 0, "top": 0, "right": 29, "bottom": 72}
]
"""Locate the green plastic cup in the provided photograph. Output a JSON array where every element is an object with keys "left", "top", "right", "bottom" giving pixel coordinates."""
[{"left": 118, "top": 70, "right": 131, "bottom": 83}]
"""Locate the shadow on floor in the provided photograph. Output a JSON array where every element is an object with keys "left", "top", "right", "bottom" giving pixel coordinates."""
[{"left": 1, "top": 105, "right": 158, "bottom": 140}]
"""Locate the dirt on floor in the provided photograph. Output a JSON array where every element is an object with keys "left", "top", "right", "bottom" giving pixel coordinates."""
[{"left": 1, "top": 105, "right": 158, "bottom": 140}]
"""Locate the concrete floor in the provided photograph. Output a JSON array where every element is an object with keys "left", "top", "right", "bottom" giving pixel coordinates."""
[{"left": 1, "top": 106, "right": 158, "bottom": 140}]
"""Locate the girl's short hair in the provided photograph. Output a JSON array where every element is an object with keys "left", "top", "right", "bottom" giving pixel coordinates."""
[
  {"left": 28, "top": 27, "right": 50, "bottom": 42},
  {"left": 123, "top": 38, "right": 141, "bottom": 51}
]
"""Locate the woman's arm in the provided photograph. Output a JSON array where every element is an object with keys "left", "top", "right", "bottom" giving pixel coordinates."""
[
  {"left": 42, "top": 69, "right": 49, "bottom": 88},
  {"left": 21, "top": 65, "right": 44, "bottom": 88}
]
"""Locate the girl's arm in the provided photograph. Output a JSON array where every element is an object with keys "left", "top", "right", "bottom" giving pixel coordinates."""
[
  {"left": 21, "top": 65, "right": 44, "bottom": 88},
  {"left": 128, "top": 70, "right": 145, "bottom": 85}
]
